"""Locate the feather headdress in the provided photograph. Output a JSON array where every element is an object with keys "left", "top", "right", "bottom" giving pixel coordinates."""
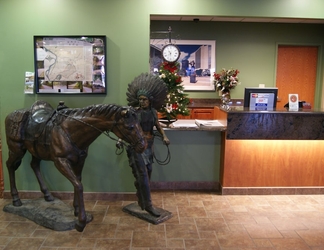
[{"left": 126, "top": 73, "right": 168, "bottom": 110}]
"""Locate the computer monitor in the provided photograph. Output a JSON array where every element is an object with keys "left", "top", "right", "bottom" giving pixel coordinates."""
[{"left": 243, "top": 87, "right": 278, "bottom": 110}]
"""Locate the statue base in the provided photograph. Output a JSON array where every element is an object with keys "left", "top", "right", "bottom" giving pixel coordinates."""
[
  {"left": 122, "top": 202, "right": 172, "bottom": 224},
  {"left": 3, "top": 198, "right": 93, "bottom": 231}
]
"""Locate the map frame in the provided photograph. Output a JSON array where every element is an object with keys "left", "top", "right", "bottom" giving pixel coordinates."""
[{"left": 33, "top": 35, "right": 107, "bottom": 94}]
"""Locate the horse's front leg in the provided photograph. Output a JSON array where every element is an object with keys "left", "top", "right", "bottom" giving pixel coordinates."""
[
  {"left": 54, "top": 157, "right": 87, "bottom": 232},
  {"left": 71, "top": 155, "right": 87, "bottom": 218},
  {"left": 30, "top": 156, "right": 54, "bottom": 202},
  {"left": 6, "top": 149, "right": 26, "bottom": 206}
]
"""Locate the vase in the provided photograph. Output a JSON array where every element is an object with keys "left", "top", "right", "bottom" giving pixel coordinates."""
[{"left": 221, "top": 89, "right": 231, "bottom": 109}]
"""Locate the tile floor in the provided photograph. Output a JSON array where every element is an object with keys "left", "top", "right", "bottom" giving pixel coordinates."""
[{"left": 0, "top": 191, "right": 324, "bottom": 249}]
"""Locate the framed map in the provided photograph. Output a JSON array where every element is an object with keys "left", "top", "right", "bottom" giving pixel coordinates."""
[{"left": 34, "top": 36, "right": 106, "bottom": 94}]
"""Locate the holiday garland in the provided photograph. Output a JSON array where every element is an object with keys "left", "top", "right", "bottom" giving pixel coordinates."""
[{"left": 158, "top": 61, "right": 190, "bottom": 120}]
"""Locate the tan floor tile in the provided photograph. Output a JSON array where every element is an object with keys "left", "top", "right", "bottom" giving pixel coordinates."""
[
  {"left": 195, "top": 217, "right": 227, "bottom": 231},
  {"left": 198, "top": 230, "right": 217, "bottom": 239},
  {"left": 0, "top": 223, "right": 9, "bottom": 230},
  {"left": 114, "top": 229, "right": 133, "bottom": 239},
  {"left": 102, "top": 215, "right": 120, "bottom": 224},
  {"left": 270, "top": 238, "right": 310, "bottom": 250},
  {"left": 0, "top": 222, "right": 38, "bottom": 237},
  {"left": 279, "top": 230, "right": 302, "bottom": 238},
  {"left": 203, "top": 200, "right": 232, "bottom": 210},
  {"left": 42, "top": 231, "right": 81, "bottom": 247},
  {"left": 246, "top": 205, "right": 281, "bottom": 217},
  {"left": 228, "top": 224, "right": 246, "bottom": 232},
  {"left": 253, "top": 238, "right": 273, "bottom": 248},
  {"left": 184, "top": 239, "right": 221, "bottom": 249},
  {"left": 95, "top": 239, "right": 131, "bottom": 250},
  {"left": 206, "top": 210, "right": 223, "bottom": 218},
  {"left": 167, "top": 238, "right": 184, "bottom": 248},
  {"left": 132, "top": 230, "right": 166, "bottom": 248},
  {"left": 226, "top": 196, "right": 255, "bottom": 206},
  {"left": 188, "top": 201, "right": 204, "bottom": 207},
  {"left": 296, "top": 229, "right": 324, "bottom": 247},
  {"left": 31, "top": 228, "right": 52, "bottom": 238},
  {"left": 77, "top": 238, "right": 96, "bottom": 248},
  {"left": 148, "top": 223, "right": 165, "bottom": 232},
  {"left": 179, "top": 216, "right": 195, "bottom": 224},
  {"left": 299, "top": 217, "right": 324, "bottom": 230},
  {"left": 163, "top": 197, "right": 190, "bottom": 207},
  {"left": 269, "top": 217, "right": 308, "bottom": 231},
  {"left": 231, "top": 205, "right": 248, "bottom": 212},
  {"left": 3, "top": 238, "right": 45, "bottom": 250},
  {"left": 216, "top": 230, "right": 255, "bottom": 248},
  {"left": 107, "top": 205, "right": 126, "bottom": 216},
  {"left": 178, "top": 206, "right": 207, "bottom": 217},
  {"left": 0, "top": 236, "right": 11, "bottom": 247},
  {"left": 166, "top": 224, "right": 199, "bottom": 239},
  {"left": 81, "top": 223, "right": 117, "bottom": 238},
  {"left": 289, "top": 195, "right": 320, "bottom": 205},
  {"left": 244, "top": 223, "right": 282, "bottom": 239},
  {"left": 0, "top": 212, "right": 28, "bottom": 222},
  {"left": 252, "top": 215, "right": 272, "bottom": 224},
  {"left": 222, "top": 211, "right": 256, "bottom": 225},
  {"left": 89, "top": 210, "right": 107, "bottom": 224}
]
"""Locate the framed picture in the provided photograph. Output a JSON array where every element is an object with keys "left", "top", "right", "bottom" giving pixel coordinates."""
[
  {"left": 150, "top": 39, "right": 216, "bottom": 91},
  {"left": 34, "top": 36, "right": 106, "bottom": 94}
]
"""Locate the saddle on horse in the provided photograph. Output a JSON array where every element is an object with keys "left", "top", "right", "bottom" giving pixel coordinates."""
[{"left": 7, "top": 100, "right": 68, "bottom": 143}]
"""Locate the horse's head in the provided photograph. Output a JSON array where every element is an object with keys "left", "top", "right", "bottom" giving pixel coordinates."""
[{"left": 112, "top": 106, "right": 146, "bottom": 153}]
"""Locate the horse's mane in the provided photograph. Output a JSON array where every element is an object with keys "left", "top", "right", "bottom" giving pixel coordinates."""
[{"left": 58, "top": 104, "right": 123, "bottom": 120}]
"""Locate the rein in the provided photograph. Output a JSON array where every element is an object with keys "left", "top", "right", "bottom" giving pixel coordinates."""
[
  {"left": 153, "top": 131, "right": 171, "bottom": 165},
  {"left": 57, "top": 110, "right": 130, "bottom": 153}
]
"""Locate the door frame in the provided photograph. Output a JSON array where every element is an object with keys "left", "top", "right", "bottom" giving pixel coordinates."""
[{"left": 274, "top": 42, "right": 324, "bottom": 109}]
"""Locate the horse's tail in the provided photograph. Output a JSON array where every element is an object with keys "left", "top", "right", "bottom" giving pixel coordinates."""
[{"left": 5, "top": 109, "right": 30, "bottom": 141}]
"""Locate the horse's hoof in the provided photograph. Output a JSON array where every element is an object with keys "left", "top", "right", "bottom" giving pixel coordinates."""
[
  {"left": 44, "top": 194, "right": 54, "bottom": 202},
  {"left": 13, "top": 199, "right": 22, "bottom": 207},
  {"left": 75, "top": 222, "right": 85, "bottom": 232}
]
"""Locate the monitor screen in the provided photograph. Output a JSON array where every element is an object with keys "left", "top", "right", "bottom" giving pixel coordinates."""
[{"left": 243, "top": 87, "right": 278, "bottom": 110}]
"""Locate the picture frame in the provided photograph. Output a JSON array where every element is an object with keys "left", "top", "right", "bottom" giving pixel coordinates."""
[
  {"left": 150, "top": 39, "right": 216, "bottom": 91},
  {"left": 33, "top": 36, "right": 106, "bottom": 94}
]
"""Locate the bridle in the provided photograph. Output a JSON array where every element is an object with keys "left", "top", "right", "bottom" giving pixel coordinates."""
[{"left": 57, "top": 109, "right": 139, "bottom": 154}]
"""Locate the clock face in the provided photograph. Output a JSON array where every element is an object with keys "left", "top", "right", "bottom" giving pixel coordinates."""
[{"left": 161, "top": 44, "right": 180, "bottom": 62}]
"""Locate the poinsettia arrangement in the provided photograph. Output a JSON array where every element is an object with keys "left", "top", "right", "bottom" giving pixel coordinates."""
[
  {"left": 158, "top": 61, "right": 190, "bottom": 120},
  {"left": 214, "top": 68, "right": 240, "bottom": 92}
]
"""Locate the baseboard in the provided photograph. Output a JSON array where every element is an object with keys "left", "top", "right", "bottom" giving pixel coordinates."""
[
  {"left": 150, "top": 181, "right": 221, "bottom": 191},
  {"left": 3, "top": 182, "right": 221, "bottom": 201},
  {"left": 221, "top": 186, "right": 324, "bottom": 195},
  {"left": 3, "top": 191, "right": 137, "bottom": 201}
]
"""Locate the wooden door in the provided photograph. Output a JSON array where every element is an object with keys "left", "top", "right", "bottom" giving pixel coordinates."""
[{"left": 276, "top": 45, "right": 318, "bottom": 108}]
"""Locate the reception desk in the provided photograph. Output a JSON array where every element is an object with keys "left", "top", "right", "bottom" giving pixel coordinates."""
[{"left": 219, "top": 107, "right": 324, "bottom": 195}]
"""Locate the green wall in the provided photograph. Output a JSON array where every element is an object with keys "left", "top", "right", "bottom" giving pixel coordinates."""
[{"left": 0, "top": 0, "right": 324, "bottom": 193}]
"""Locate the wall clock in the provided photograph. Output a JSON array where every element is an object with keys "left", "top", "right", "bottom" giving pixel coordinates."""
[{"left": 161, "top": 44, "right": 180, "bottom": 63}]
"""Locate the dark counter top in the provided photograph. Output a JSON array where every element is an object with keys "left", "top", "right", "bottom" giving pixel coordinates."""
[
  {"left": 224, "top": 107, "right": 324, "bottom": 140},
  {"left": 224, "top": 106, "right": 323, "bottom": 114}
]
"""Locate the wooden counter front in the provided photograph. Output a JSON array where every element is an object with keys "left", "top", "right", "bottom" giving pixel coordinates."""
[{"left": 218, "top": 107, "right": 324, "bottom": 194}]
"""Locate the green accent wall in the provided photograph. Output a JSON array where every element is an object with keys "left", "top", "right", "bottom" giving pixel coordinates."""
[{"left": 0, "top": 0, "right": 324, "bottom": 193}]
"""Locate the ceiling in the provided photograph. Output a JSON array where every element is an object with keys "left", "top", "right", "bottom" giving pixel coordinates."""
[{"left": 151, "top": 15, "right": 324, "bottom": 24}]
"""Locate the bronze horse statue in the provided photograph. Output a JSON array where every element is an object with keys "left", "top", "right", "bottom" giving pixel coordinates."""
[{"left": 5, "top": 100, "right": 146, "bottom": 232}]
